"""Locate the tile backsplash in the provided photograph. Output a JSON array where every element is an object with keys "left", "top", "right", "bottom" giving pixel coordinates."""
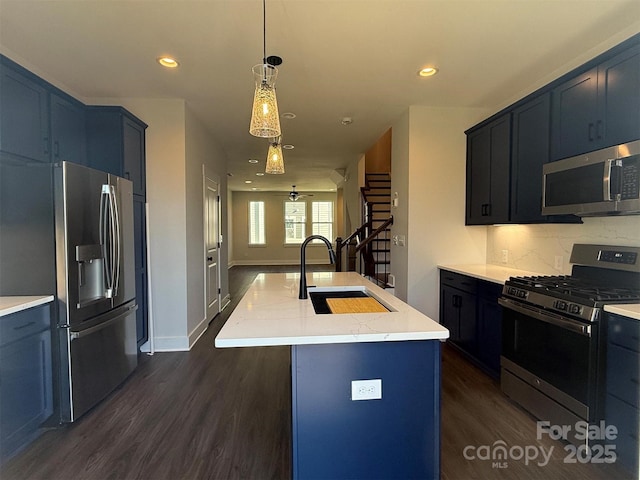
[{"left": 487, "top": 216, "right": 640, "bottom": 275}]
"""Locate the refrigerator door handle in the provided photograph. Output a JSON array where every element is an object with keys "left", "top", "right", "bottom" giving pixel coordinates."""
[
  {"left": 69, "top": 304, "right": 138, "bottom": 340},
  {"left": 101, "top": 184, "right": 114, "bottom": 298},
  {"left": 110, "top": 184, "right": 121, "bottom": 297}
]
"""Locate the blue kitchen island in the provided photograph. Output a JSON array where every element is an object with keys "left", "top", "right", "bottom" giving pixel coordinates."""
[{"left": 215, "top": 272, "right": 448, "bottom": 480}]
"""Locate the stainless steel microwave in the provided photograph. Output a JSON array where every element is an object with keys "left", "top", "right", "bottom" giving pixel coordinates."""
[{"left": 542, "top": 140, "right": 640, "bottom": 216}]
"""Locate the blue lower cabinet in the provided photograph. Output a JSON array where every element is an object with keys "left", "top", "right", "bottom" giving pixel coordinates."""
[
  {"left": 605, "top": 313, "right": 640, "bottom": 475},
  {"left": 0, "top": 304, "right": 53, "bottom": 460},
  {"left": 291, "top": 340, "right": 441, "bottom": 480}
]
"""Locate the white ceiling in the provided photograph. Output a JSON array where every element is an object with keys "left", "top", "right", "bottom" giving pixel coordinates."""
[{"left": 1, "top": 0, "right": 639, "bottom": 192}]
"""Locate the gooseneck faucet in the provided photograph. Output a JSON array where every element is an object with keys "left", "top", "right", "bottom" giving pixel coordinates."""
[{"left": 299, "top": 235, "right": 336, "bottom": 299}]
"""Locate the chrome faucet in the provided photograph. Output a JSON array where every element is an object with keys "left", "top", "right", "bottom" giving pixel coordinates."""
[{"left": 299, "top": 235, "right": 336, "bottom": 299}]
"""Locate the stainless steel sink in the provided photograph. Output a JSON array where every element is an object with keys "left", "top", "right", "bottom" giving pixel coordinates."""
[{"left": 307, "top": 286, "right": 392, "bottom": 314}]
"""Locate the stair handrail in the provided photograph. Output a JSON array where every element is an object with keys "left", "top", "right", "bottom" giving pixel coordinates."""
[{"left": 355, "top": 216, "right": 394, "bottom": 253}]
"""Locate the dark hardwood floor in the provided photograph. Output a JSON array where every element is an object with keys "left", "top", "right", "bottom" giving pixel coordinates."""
[{"left": 1, "top": 265, "right": 632, "bottom": 479}]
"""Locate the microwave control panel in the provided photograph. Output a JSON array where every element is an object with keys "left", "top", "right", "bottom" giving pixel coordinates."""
[{"left": 621, "top": 158, "right": 639, "bottom": 200}]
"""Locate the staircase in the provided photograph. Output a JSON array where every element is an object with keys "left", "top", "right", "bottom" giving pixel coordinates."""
[{"left": 360, "top": 173, "right": 392, "bottom": 287}]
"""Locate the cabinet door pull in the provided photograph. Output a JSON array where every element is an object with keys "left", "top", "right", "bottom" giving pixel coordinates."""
[
  {"left": 54, "top": 140, "right": 60, "bottom": 157},
  {"left": 588, "top": 123, "right": 595, "bottom": 141},
  {"left": 14, "top": 321, "right": 36, "bottom": 331}
]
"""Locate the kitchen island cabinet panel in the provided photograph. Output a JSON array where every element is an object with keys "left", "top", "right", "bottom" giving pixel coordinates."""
[
  {"left": 0, "top": 58, "right": 50, "bottom": 164},
  {"left": 292, "top": 340, "right": 441, "bottom": 480},
  {"left": 0, "top": 304, "right": 53, "bottom": 460}
]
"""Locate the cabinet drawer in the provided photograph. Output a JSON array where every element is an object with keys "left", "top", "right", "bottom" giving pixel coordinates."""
[
  {"left": 440, "top": 271, "right": 477, "bottom": 294},
  {"left": 608, "top": 314, "right": 640, "bottom": 353},
  {"left": 0, "top": 305, "right": 50, "bottom": 347},
  {"left": 605, "top": 393, "right": 639, "bottom": 473},
  {"left": 607, "top": 343, "right": 640, "bottom": 408}
]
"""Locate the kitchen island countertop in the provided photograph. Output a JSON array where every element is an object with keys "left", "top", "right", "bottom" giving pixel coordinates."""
[
  {"left": 0, "top": 296, "right": 54, "bottom": 317},
  {"left": 215, "top": 271, "right": 448, "bottom": 348},
  {"left": 438, "top": 263, "right": 546, "bottom": 284}
]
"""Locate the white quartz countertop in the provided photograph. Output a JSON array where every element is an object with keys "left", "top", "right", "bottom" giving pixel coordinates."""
[
  {"left": 0, "top": 296, "right": 54, "bottom": 317},
  {"left": 604, "top": 304, "right": 640, "bottom": 321},
  {"left": 438, "top": 264, "right": 545, "bottom": 285},
  {"left": 215, "top": 272, "right": 449, "bottom": 348}
]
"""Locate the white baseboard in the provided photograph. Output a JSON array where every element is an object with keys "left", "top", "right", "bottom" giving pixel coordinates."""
[
  {"left": 220, "top": 294, "right": 231, "bottom": 311},
  {"left": 189, "top": 316, "right": 209, "bottom": 348},
  {"left": 140, "top": 335, "right": 190, "bottom": 352}
]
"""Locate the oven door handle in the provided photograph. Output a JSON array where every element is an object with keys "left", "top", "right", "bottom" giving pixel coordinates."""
[{"left": 498, "top": 297, "right": 592, "bottom": 337}]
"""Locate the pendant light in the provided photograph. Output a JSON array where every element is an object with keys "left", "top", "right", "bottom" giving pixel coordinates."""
[
  {"left": 265, "top": 137, "right": 285, "bottom": 174},
  {"left": 249, "top": 0, "right": 282, "bottom": 138}
]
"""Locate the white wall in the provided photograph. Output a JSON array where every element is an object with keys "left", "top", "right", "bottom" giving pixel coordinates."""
[
  {"left": 230, "top": 191, "right": 338, "bottom": 265},
  {"left": 391, "top": 106, "right": 490, "bottom": 319},
  {"left": 185, "top": 106, "right": 230, "bottom": 344},
  {"left": 108, "top": 98, "right": 190, "bottom": 350},
  {"left": 91, "top": 98, "right": 230, "bottom": 351}
]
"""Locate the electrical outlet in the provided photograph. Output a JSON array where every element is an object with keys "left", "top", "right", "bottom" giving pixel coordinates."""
[
  {"left": 501, "top": 249, "right": 509, "bottom": 264},
  {"left": 351, "top": 379, "right": 382, "bottom": 401},
  {"left": 554, "top": 255, "right": 563, "bottom": 271}
]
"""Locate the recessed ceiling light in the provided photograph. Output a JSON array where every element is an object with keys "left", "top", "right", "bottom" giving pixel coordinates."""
[
  {"left": 282, "top": 112, "right": 296, "bottom": 119},
  {"left": 418, "top": 66, "right": 438, "bottom": 77},
  {"left": 251, "top": 187, "right": 259, "bottom": 191},
  {"left": 248, "top": 159, "right": 259, "bottom": 164},
  {"left": 157, "top": 56, "right": 179, "bottom": 68},
  {"left": 256, "top": 172, "right": 265, "bottom": 176},
  {"left": 244, "top": 180, "right": 252, "bottom": 184},
  {"left": 341, "top": 117, "right": 353, "bottom": 125},
  {"left": 282, "top": 144, "right": 294, "bottom": 150}
]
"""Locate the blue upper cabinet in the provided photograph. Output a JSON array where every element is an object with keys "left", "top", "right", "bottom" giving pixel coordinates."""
[
  {"left": 551, "top": 44, "right": 640, "bottom": 160},
  {"left": 465, "top": 113, "right": 511, "bottom": 225},
  {"left": 50, "top": 93, "right": 86, "bottom": 166},
  {"left": 86, "top": 107, "right": 147, "bottom": 197},
  {"left": 0, "top": 58, "right": 50, "bottom": 164}
]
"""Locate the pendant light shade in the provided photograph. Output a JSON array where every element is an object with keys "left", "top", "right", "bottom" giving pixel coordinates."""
[
  {"left": 249, "top": 64, "right": 281, "bottom": 138},
  {"left": 249, "top": 0, "right": 282, "bottom": 138},
  {"left": 265, "top": 138, "right": 285, "bottom": 174}
]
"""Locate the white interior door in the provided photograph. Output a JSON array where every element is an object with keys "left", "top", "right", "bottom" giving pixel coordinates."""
[{"left": 205, "top": 176, "right": 220, "bottom": 321}]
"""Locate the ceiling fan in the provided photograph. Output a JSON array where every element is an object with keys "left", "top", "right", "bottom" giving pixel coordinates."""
[{"left": 281, "top": 185, "right": 314, "bottom": 202}]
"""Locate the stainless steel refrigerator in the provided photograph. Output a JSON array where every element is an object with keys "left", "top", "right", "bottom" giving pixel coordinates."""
[{"left": 54, "top": 161, "right": 137, "bottom": 422}]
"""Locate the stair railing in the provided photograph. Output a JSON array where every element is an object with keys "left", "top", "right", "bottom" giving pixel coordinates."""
[{"left": 335, "top": 215, "right": 394, "bottom": 287}]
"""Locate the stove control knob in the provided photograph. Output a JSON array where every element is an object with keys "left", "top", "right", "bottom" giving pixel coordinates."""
[
  {"left": 569, "top": 304, "right": 581, "bottom": 315},
  {"left": 555, "top": 301, "right": 567, "bottom": 311},
  {"left": 518, "top": 290, "right": 527, "bottom": 299}
]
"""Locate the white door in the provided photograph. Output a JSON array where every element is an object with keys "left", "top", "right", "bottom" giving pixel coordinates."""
[{"left": 205, "top": 176, "right": 220, "bottom": 321}]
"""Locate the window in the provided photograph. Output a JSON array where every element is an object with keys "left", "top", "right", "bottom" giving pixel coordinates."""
[
  {"left": 248, "top": 201, "right": 265, "bottom": 245},
  {"left": 284, "top": 201, "right": 306, "bottom": 244},
  {"left": 312, "top": 201, "right": 334, "bottom": 242}
]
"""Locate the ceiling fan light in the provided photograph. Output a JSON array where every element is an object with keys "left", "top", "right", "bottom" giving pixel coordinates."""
[
  {"left": 265, "top": 140, "right": 285, "bottom": 174},
  {"left": 249, "top": 66, "right": 282, "bottom": 138}
]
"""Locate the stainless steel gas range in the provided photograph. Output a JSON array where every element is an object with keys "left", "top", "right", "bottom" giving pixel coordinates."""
[{"left": 499, "top": 244, "right": 640, "bottom": 446}]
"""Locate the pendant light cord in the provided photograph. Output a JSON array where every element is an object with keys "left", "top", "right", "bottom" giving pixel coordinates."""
[{"left": 262, "top": 0, "right": 266, "bottom": 64}]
